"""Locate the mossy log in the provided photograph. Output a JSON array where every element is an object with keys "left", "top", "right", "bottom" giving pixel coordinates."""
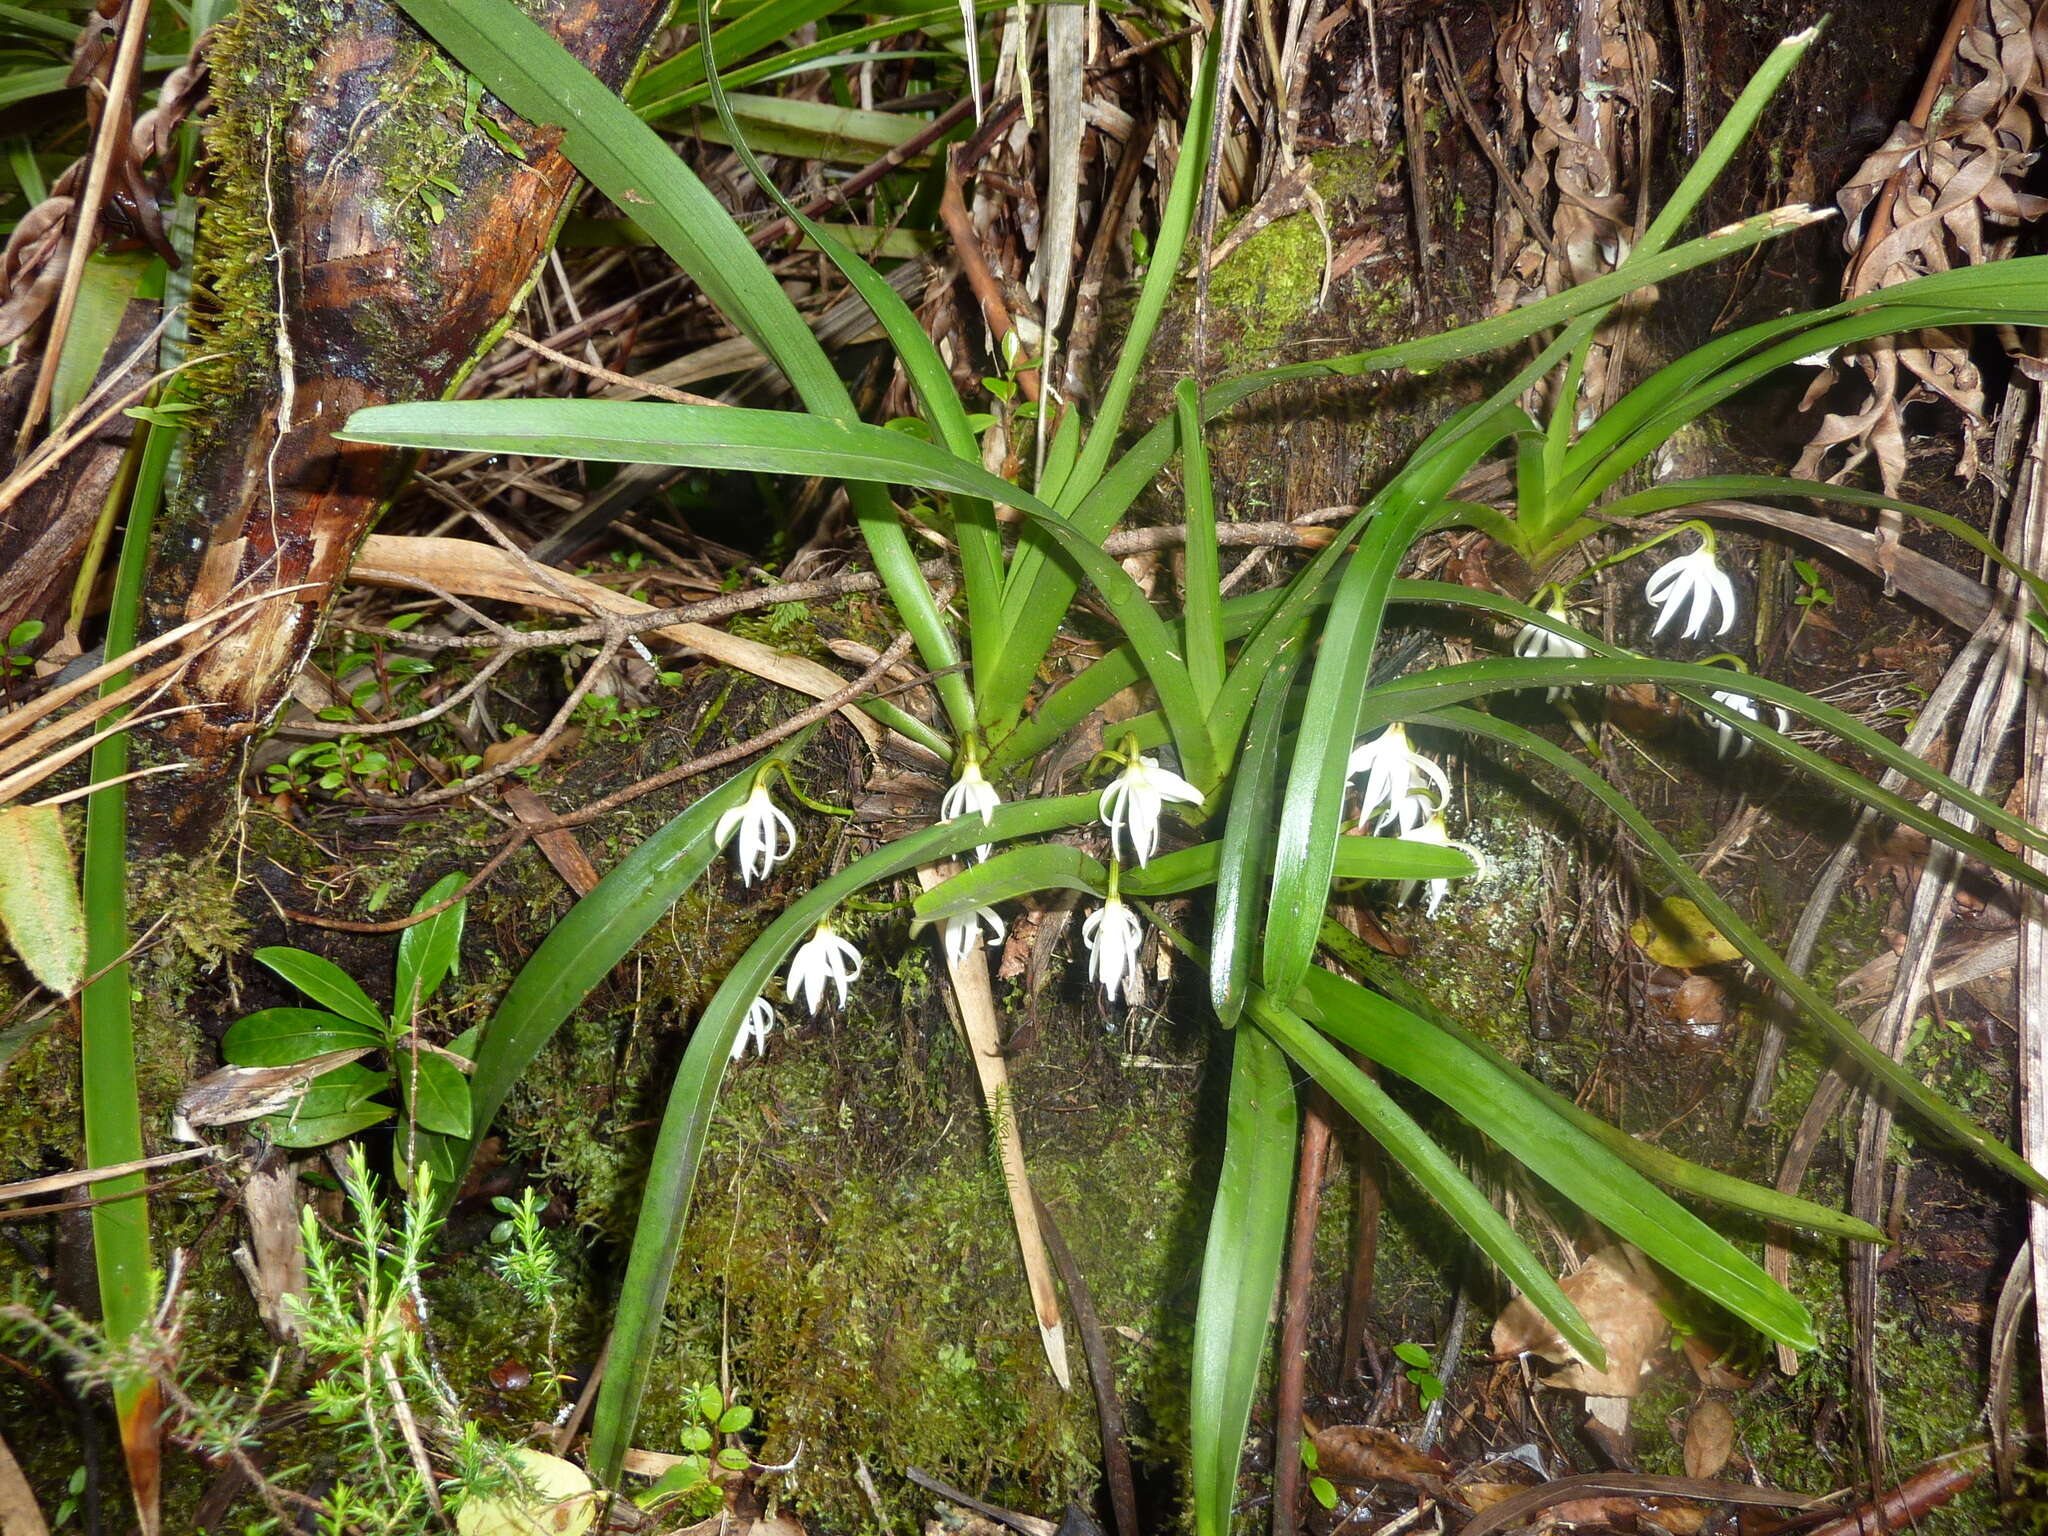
[{"left": 136, "top": 0, "right": 665, "bottom": 844}]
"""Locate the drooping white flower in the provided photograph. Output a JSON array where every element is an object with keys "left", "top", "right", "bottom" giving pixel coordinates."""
[
  {"left": 1081, "top": 893, "right": 1145, "bottom": 1004},
  {"left": 1394, "top": 814, "right": 1465, "bottom": 918},
  {"left": 1644, "top": 538, "right": 1738, "bottom": 639},
  {"left": 1347, "top": 724, "right": 1451, "bottom": 833},
  {"left": 786, "top": 922, "right": 862, "bottom": 1015},
  {"left": 941, "top": 905, "right": 1007, "bottom": 967},
  {"left": 1707, "top": 687, "right": 1791, "bottom": 759},
  {"left": 1514, "top": 588, "right": 1588, "bottom": 701},
  {"left": 730, "top": 996, "right": 778, "bottom": 1061},
  {"left": 714, "top": 778, "right": 797, "bottom": 885},
  {"left": 1098, "top": 752, "right": 1204, "bottom": 866},
  {"left": 941, "top": 759, "right": 1002, "bottom": 862}
]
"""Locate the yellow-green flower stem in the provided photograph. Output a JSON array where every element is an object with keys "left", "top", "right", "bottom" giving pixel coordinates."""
[
  {"left": 757, "top": 759, "right": 852, "bottom": 819},
  {"left": 1567, "top": 517, "right": 1716, "bottom": 592}
]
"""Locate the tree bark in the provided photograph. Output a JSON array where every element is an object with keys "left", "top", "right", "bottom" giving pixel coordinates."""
[{"left": 137, "top": 0, "right": 666, "bottom": 844}]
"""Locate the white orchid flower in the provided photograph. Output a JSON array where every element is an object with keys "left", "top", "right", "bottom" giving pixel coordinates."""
[
  {"left": 1514, "top": 588, "right": 1588, "bottom": 701},
  {"left": 1644, "top": 537, "right": 1738, "bottom": 639},
  {"left": 1347, "top": 723, "right": 1451, "bottom": 833},
  {"left": 941, "top": 905, "right": 1007, "bottom": 967},
  {"left": 786, "top": 922, "right": 862, "bottom": 1015},
  {"left": 1707, "top": 687, "right": 1790, "bottom": 759},
  {"left": 1394, "top": 814, "right": 1467, "bottom": 918},
  {"left": 941, "top": 758, "right": 1002, "bottom": 861},
  {"left": 1098, "top": 751, "right": 1203, "bottom": 866},
  {"left": 1081, "top": 892, "right": 1145, "bottom": 1004},
  {"left": 730, "top": 996, "right": 778, "bottom": 1061},
  {"left": 714, "top": 777, "right": 797, "bottom": 885}
]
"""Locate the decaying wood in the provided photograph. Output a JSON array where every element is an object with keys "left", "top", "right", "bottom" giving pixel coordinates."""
[{"left": 138, "top": 0, "right": 666, "bottom": 840}]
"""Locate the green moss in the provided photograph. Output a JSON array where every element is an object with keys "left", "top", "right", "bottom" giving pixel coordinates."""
[
  {"left": 621, "top": 973, "right": 1214, "bottom": 1534},
  {"left": 1203, "top": 213, "right": 1327, "bottom": 366},
  {"left": 190, "top": 0, "right": 475, "bottom": 421},
  {"left": 1199, "top": 147, "right": 1407, "bottom": 375}
]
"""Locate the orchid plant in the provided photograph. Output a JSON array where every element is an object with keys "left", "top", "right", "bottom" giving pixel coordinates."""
[{"left": 340, "top": 2, "right": 2048, "bottom": 1524}]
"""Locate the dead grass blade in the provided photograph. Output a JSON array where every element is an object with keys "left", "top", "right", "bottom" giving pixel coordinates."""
[
  {"left": 916, "top": 862, "right": 1069, "bottom": 1391},
  {"left": 350, "top": 533, "right": 898, "bottom": 753}
]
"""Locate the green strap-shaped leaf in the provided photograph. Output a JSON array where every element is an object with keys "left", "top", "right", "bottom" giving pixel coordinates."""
[
  {"left": 344, "top": 398, "right": 1214, "bottom": 785},
  {"left": 1249, "top": 996, "right": 1602, "bottom": 1364},
  {"left": 450, "top": 731, "right": 814, "bottom": 1204},
  {"left": 1418, "top": 704, "right": 2048, "bottom": 1203},
  {"left": 389, "top": 0, "right": 970, "bottom": 737},
  {"left": 628, "top": 0, "right": 845, "bottom": 112},
  {"left": 908, "top": 819, "right": 1476, "bottom": 926},
  {"left": 1262, "top": 495, "right": 1444, "bottom": 997},
  {"left": 1188, "top": 1027, "right": 1296, "bottom": 1536},
  {"left": 695, "top": 0, "right": 1005, "bottom": 716},
  {"left": 1176, "top": 380, "right": 1226, "bottom": 715},
  {"left": 1313, "top": 920, "right": 1885, "bottom": 1244},
  {"left": 1355, "top": 646, "right": 2048, "bottom": 879},
  {"left": 635, "top": 6, "right": 990, "bottom": 121},
  {"left": 1210, "top": 626, "right": 1308, "bottom": 1023},
  {"left": 1296, "top": 967, "right": 1813, "bottom": 1349}
]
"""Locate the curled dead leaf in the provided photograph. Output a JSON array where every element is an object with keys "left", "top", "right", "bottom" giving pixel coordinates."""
[
  {"left": 1310, "top": 1424, "right": 1449, "bottom": 1494},
  {"left": 1492, "top": 1245, "right": 1671, "bottom": 1398}
]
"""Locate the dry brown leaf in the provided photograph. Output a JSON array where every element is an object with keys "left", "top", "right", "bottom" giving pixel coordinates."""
[
  {"left": 1453, "top": 1481, "right": 1526, "bottom": 1514},
  {"left": 1801, "top": 0, "right": 2048, "bottom": 494},
  {"left": 1310, "top": 1424, "right": 1449, "bottom": 1493},
  {"left": 232, "top": 1157, "right": 306, "bottom": 1341},
  {"left": 481, "top": 726, "right": 583, "bottom": 774},
  {"left": 1492, "top": 1245, "right": 1670, "bottom": 1397},
  {"left": 0, "top": 1425, "right": 50, "bottom": 1536},
  {"left": 173, "top": 1048, "right": 373, "bottom": 1139},
  {"left": 1681, "top": 1398, "right": 1736, "bottom": 1480}
]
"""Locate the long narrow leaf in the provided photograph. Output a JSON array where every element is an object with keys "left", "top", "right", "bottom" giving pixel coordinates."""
[
  {"left": 1262, "top": 495, "right": 1445, "bottom": 996},
  {"left": 1312, "top": 921, "right": 1885, "bottom": 1244},
  {"left": 696, "top": 0, "right": 1005, "bottom": 709},
  {"left": 635, "top": 7, "right": 985, "bottom": 121},
  {"left": 389, "top": 0, "right": 970, "bottom": 736},
  {"left": 1188, "top": 1027, "right": 1296, "bottom": 1536},
  {"left": 1297, "top": 968, "right": 1813, "bottom": 1348},
  {"left": 908, "top": 820, "right": 1475, "bottom": 925},
  {"left": 1211, "top": 624, "right": 1307, "bottom": 1023},
  {"left": 449, "top": 731, "right": 814, "bottom": 1206},
  {"left": 1417, "top": 705, "right": 2048, "bottom": 1203},
  {"left": 1176, "top": 380, "right": 1226, "bottom": 713},
  {"left": 1248, "top": 996, "right": 1602, "bottom": 1363},
  {"left": 343, "top": 399, "right": 1215, "bottom": 785},
  {"left": 1356, "top": 647, "right": 2048, "bottom": 879}
]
